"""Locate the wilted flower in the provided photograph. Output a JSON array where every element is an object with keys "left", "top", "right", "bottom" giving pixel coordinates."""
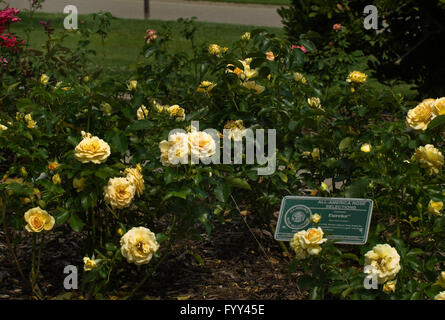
[
  {"left": 166, "top": 104, "right": 185, "bottom": 121},
  {"left": 241, "top": 32, "right": 250, "bottom": 41},
  {"left": 208, "top": 44, "right": 227, "bottom": 56},
  {"left": 137, "top": 105, "right": 149, "bottom": 120},
  {"left": 127, "top": 80, "right": 137, "bottom": 91},
  {"left": 224, "top": 120, "right": 246, "bottom": 141},
  {"left": 124, "top": 165, "right": 145, "bottom": 197},
  {"left": 383, "top": 280, "right": 396, "bottom": 294},
  {"left": 266, "top": 51, "right": 275, "bottom": 61},
  {"left": 293, "top": 72, "right": 307, "bottom": 84},
  {"left": 144, "top": 29, "right": 157, "bottom": 44},
  {"left": 241, "top": 80, "right": 265, "bottom": 94}
]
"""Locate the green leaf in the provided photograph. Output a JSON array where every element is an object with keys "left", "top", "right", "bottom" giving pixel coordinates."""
[
  {"left": 298, "top": 39, "right": 316, "bottom": 52},
  {"left": 126, "top": 120, "right": 153, "bottom": 132},
  {"left": 105, "top": 243, "right": 118, "bottom": 251},
  {"left": 345, "top": 178, "right": 369, "bottom": 198},
  {"left": 428, "top": 115, "right": 445, "bottom": 130},
  {"left": 225, "top": 177, "right": 251, "bottom": 190},
  {"left": 214, "top": 184, "right": 230, "bottom": 202},
  {"left": 339, "top": 137, "right": 353, "bottom": 152},
  {"left": 156, "top": 233, "right": 169, "bottom": 244},
  {"left": 55, "top": 210, "right": 70, "bottom": 225},
  {"left": 69, "top": 214, "right": 85, "bottom": 232},
  {"left": 162, "top": 188, "right": 192, "bottom": 201},
  {"left": 94, "top": 166, "right": 117, "bottom": 180},
  {"left": 110, "top": 131, "right": 128, "bottom": 154}
]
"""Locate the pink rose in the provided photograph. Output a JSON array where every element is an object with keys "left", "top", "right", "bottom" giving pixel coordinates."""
[
  {"left": 333, "top": 24, "right": 342, "bottom": 31},
  {"left": 291, "top": 44, "right": 307, "bottom": 53}
]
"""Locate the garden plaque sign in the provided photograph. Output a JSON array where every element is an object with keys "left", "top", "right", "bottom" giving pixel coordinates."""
[{"left": 274, "top": 196, "right": 373, "bottom": 245}]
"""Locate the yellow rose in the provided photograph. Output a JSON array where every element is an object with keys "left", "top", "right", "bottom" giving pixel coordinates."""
[
  {"left": 435, "top": 271, "right": 445, "bottom": 288},
  {"left": 120, "top": 226, "right": 160, "bottom": 265},
  {"left": 188, "top": 131, "right": 217, "bottom": 159},
  {"left": 412, "top": 144, "right": 444, "bottom": 175},
  {"left": 52, "top": 174, "right": 61, "bottom": 185},
  {"left": 320, "top": 182, "right": 329, "bottom": 192},
  {"left": 159, "top": 132, "right": 190, "bottom": 166},
  {"left": 406, "top": 99, "right": 435, "bottom": 131},
  {"left": 124, "top": 166, "right": 145, "bottom": 197},
  {"left": 364, "top": 244, "right": 401, "bottom": 284},
  {"left": 197, "top": 81, "right": 216, "bottom": 93},
  {"left": 289, "top": 230, "right": 309, "bottom": 260},
  {"left": 310, "top": 214, "right": 321, "bottom": 224},
  {"left": 208, "top": 44, "right": 223, "bottom": 56},
  {"left": 0, "top": 124, "right": 8, "bottom": 131},
  {"left": 298, "top": 227, "right": 328, "bottom": 255},
  {"left": 48, "top": 161, "right": 59, "bottom": 171},
  {"left": 361, "top": 143, "right": 372, "bottom": 153},
  {"left": 166, "top": 104, "right": 185, "bottom": 121},
  {"left": 73, "top": 177, "right": 86, "bottom": 192},
  {"left": 433, "top": 97, "right": 445, "bottom": 116},
  {"left": 127, "top": 80, "right": 137, "bottom": 91},
  {"left": 40, "top": 74, "right": 49, "bottom": 85},
  {"left": 137, "top": 105, "right": 149, "bottom": 120},
  {"left": 101, "top": 103, "right": 112, "bottom": 115},
  {"left": 428, "top": 200, "right": 443, "bottom": 216},
  {"left": 24, "top": 207, "right": 55, "bottom": 233},
  {"left": 239, "top": 58, "right": 258, "bottom": 80},
  {"left": 74, "top": 131, "right": 111, "bottom": 164},
  {"left": 307, "top": 97, "right": 321, "bottom": 108},
  {"left": 383, "top": 280, "right": 397, "bottom": 294},
  {"left": 103, "top": 177, "right": 136, "bottom": 210},
  {"left": 20, "top": 167, "right": 28, "bottom": 177},
  {"left": 241, "top": 32, "right": 251, "bottom": 41},
  {"left": 83, "top": 257, "right": 97, "bottom": 271},
  {"left": 434, "top": 291, "right": 445, "bottom": 300},
  {"left": 293, "top": 72, "right": 307, "bottom": 84},
  {"left": 346, "top": 71, "right": 367, "bottom": 84}
]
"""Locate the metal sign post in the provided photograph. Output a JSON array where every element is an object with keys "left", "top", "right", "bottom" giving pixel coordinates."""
[{"left": 144, "top": 0, "right": 150, "bottom": 19}]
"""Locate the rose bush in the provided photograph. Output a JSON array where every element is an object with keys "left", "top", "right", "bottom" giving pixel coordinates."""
[{"left": 0, "top": 5, "right": 444, "bottom": 300}]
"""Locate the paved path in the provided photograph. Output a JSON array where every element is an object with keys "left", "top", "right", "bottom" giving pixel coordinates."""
[{"left": 7, "top": 0, "right": 285, "bottom": 27}]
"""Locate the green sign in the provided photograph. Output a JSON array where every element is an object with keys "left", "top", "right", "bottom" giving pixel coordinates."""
[{"left": 274, "top": 196, "right": 373, "bottom": 245}]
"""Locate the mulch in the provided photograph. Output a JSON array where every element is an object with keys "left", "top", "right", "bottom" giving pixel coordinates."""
[{"left": 0, "top": 214, "right": 306, "bottom": 300}]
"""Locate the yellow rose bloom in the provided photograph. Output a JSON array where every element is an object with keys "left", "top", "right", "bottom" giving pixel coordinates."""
[
  {"left": 346, "top": 71, "right": 367, "bottom": 84},
  {"left": 293, "top": 72, "right": 307, "bottom": 84},
  {"left": 266, "top": 51, "right": 275, "bottom": 61},
  {"left": 83, "top": 257, "right": 97, "bottom": 271},
  {"left": 298, "top": 227, "right": 328, "bottom": 256},
  {"left": 188, "top": 131, "right": 216, "bottom": 159},
  {"left": 166, "top": 104, "right": 185, "bottom": 121},
  {"left": 137, "top": 105, "right": 149, "bottom": 120},
  {"left": 40, "top": 74, "right": 49, "bottom": 85},
  {"left": 412, "top": 144, "right": 444, "bottom": 175},
  {"left": 52, "top": 174, "right": 61, "bottom": 185},
  {"left": 320, "top": 182, "right": 329, "bottom": 192},
  {"left": 48, "top": 161, "right": 59, "bottom": 171},
  {"left": 74, "top": 131, "right": 111, "bottom": 164},
  {"left": 406, "top": 99, "right": 435, "bottom": 131},
  {"left": 124, "top": 166, "right": 145, "bottom": 197},
  {"left": 434, "top": 291, "right": 445, "bottom": 300},
  {"left": 361, "top": 143, "right": 372, "bottom": 153},
  {"left": 310, "top": 214, "right": 321, "bottom": 224},
  {"left": 383, "top": 280, "right": 397, "bottom": 294},
  {"left": 208, "top": 44, "right": 224, "bottom": 56},
  {"left": 103, "top": 177, "right": 136, "bottom": 210},
  {"left": 311, "top": 148, "right": 320, "bottom": 161},
  {"left": 101, "top": 103, "right": 112, "bottom": 115},
  {"left": 159, "top": 132, "right": 190, "bottom": 166},
  {"left": 307, "top": 97, "right": 321, "bottom": 108},
  {"left": 241, "top": 32, "right": 251, "bottom": 41},
  {"left": 428, "top": 200, "right": 443, "bottom": 216},
  {"left": 20, "top": 167, "right": 28, "bottom": 177},
  {"left": 0, "top": 124, "right": 7, "bottom": 131},
  {"left": 127, "top": 80, "right": 137, "bottom": 91},
  {"left": 364, "top": 244, "right": 401, "bottom": 284},
  {"left": 120, "top": 227, "right": 160, "bottom": 265},
  {"left": 197, "top": 81, "right": 216, "bottom": 93},
  {"left": 433, "top": 97, "right": 445, "bottom": 116},
  {"left": 24, "top": 207, "right": 55, "bottom": 233}
]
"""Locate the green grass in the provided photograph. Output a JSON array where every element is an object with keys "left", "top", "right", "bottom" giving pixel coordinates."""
[
  {"left": 186, "top": 0, "right": 290, "bottom": 5},
  {"left": 13, "top": 12, "right": 284, "bottom": 77}
]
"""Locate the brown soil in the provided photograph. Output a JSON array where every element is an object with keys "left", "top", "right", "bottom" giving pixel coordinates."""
[{"left": 0, "top": 215, "right": 306, "bottom": 300}]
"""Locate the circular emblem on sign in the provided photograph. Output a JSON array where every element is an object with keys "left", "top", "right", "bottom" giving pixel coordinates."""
[{"left": 284, "top": 205, "right": 311, "bottom": 230}]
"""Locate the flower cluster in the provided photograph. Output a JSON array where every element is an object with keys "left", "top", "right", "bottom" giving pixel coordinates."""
[
  {"left": 290, "top": 227, "right": 327, "bottom": 260},
  {"left": 224, "top": 120, "right": 246, "bottom": 141}
]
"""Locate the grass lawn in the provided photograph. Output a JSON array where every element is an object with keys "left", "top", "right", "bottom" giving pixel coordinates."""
[
  {"left": 13, "top": 12, "right": 284, "bottom": 77},
  {"left": 186, "top": 0, "right": 290, "bottom": 5}
]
